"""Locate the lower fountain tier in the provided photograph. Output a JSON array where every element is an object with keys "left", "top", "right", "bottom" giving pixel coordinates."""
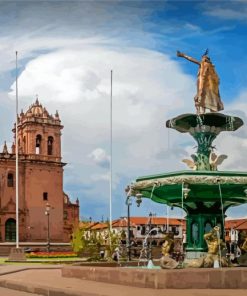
[
  {"left": 129, "top": 170, "right": 247, "bottom": 252},
  {"left": 130, "top": 170, "right": 247, "bottom": 211}
]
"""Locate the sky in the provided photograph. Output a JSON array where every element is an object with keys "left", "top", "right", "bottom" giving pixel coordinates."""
[{"left": 1, "top": 0, "right": 247, "bottom": 221}]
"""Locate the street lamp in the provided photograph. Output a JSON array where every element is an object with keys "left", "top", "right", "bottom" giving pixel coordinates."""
[
  {"left": 126, "top": 196, "right": 132, "bottom": 261},
  {"left": 45, "top": 202, "right": 51, "bottom": 252},
  {"left": 125, "top": 193, "right": 143, "bottom": 261}
]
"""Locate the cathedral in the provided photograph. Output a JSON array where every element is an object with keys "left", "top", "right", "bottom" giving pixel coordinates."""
[{"left": 0, "top": 99, "right": 79, "bottom": 243}]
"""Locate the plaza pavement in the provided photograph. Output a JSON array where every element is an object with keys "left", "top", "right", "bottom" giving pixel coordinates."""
[{"left": 0, "top": 264, "right": 247, "bottom": 296}]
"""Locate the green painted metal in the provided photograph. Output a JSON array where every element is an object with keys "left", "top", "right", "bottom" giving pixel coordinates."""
[
  {"left": 130, "top": 112, "right": 246, "bottom": 253},
  {"left": 166, "top": 113, "right": 243, "bottom": 171},
  {"left": 134, "top": 170, "right": 247, "bottom": 252}
]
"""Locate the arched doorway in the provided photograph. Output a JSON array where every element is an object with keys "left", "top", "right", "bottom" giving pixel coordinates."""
[{"left": 5, "top": 218, "right": 16, "bottom": 242}]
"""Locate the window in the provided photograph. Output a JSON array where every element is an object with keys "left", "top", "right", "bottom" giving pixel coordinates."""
[
  {"left": 141, "top": 226, "right": 146, "bottom": 235},
  {"left": 43, "top": 192, "right": 48, "bottom": 201},
  {"left": 172, "top": 226, "right": 179, "bottom": 235},
  {"left": 151, "top": 229, "right": 157, "bottom": 235},
  {"left": 23, "top": 136, "right": 26, "bottom": 153},
  {"left": 64, "top": 211, "right": 68, "bottom": 219},
  {"left": 5, "top": 218, "right": 16, "bottom": 242},
  {"left": 36, "top": 135, "right": 42, "bottom": 154},
  {"left": 204, "top": 222, "right": 212, "bottom": 233},
  {"left": 191, "top": 222, "right": 199, "bottom": 244},
  {"left": 47, "top": 136, "right": 54, "bottom": 155},
  {"left": 7, "top": 173, "right": 14, "bottom": 187}
]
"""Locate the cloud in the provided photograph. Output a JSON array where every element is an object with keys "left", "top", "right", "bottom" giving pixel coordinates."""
[
  {"left": 203, "top": 2, "right": 247, "bottom": 21},
  {"left": 6, "top": 39, "right": 247, "bottom": 221},
  {"left": 5, "top": 42, "right": 195, "bottom": 210},
  {"left": 88, "top": 148, "right": 110, "bottom": 168}
]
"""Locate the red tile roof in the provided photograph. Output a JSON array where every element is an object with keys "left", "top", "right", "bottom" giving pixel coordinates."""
[
  {"left": 128, "top": 217, "right": 185, "bottom": 226},
  {"left": 225, "top": 219, "right": 247, "bottom": 230},
  {"left": 79, "top": 217, "right": 185, "bottom": 231},
  {"left": 90, "top": 223, "right": 108, "bottom": 230}
]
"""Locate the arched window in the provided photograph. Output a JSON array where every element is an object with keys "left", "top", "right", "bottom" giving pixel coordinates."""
[
  {"left": 5, "top": 218, "right": 16, "bottom": 242},
  {"left": 204, "top": 222, "right": 212, "bottom": 233},
  {"left": 47, "top": 136, "right": 53, "bottom": 155},
  {"left": 191, "top": 222, "right": 199, "bottom": 245},
  {"left": 7, "top": 173, "right": 14, "bottom": 187},
  {"left": 23, "top": 136, "right": 26, "bottom": 153},
  {"left": 36, "top": 135, "right": 42, "bottom": 154}
]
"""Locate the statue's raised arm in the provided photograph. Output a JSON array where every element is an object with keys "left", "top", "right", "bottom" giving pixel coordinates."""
[
  {"left": 177, "top": 51, "right": 200, "bottom": 65},
  {"left": 176, "top": 50, "right": 224, "bottom": 114}
]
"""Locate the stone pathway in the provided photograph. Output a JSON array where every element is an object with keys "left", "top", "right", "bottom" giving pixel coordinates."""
[{"left": 0, "top": 268, "right": 247, "bottom": 296}]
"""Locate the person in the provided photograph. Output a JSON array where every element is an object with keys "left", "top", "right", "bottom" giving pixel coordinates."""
[
  {"left": 177, "top": 50, "right": 224, "bottom": 114},
  {"left": 100, "top": 249, "right": 105, "bottom": 259},
  {"left": 112, "top": 248, "right": 119, "bottom": 262}
]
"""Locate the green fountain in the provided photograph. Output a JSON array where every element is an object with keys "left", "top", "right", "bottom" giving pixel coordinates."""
[{"left": 127, "top": 50, "right": 247, "bottom": 258}]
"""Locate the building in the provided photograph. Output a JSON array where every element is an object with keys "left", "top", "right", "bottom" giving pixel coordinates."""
[
  {"left": 0, "top": 99, "right": 79, "bottom": 243},
  {"left": 81, "top": 216, "right": 247, "bottom": 247},
  {"left": 225, "top": 218, "right": 247, "bottom": 242},
  {"left": 81, "top": 216, "right": 185, "bottom": 246}
]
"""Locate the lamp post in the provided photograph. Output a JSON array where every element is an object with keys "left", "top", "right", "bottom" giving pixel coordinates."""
[
  {"left": 45, "top": 202, "right": 51, "bottom": 252},
  {"left": 125, "top": 193, "right": 142, "bottom": 262},
  {"left": 126, "top": 196, "right": 132, "bottom": 261},
  {"left": 148, "top": 212, "right": 153, "bottom": 260}
]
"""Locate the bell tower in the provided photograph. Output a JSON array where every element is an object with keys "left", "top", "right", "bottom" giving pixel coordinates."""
[
  {"left": 16, "top": 98, "right": 63, "bottom": 160},
  {"left": 11, "top": 98, "right": 66, "bottom": 242}
]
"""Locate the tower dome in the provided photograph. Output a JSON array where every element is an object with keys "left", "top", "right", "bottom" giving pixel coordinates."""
[{"left": 25, "top": 98, "right": 49, "bottom": 118}]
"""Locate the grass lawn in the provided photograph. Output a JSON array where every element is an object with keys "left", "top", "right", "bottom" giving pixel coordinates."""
[{"left": 0, "top": 256, "right": 87, "bottom": 265}]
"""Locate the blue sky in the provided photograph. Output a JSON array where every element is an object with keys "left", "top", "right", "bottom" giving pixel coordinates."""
[{"left": 1, "top": 0, "right": 247, "bottom": 221}]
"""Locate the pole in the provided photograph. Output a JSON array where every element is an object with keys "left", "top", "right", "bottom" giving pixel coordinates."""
[
  {"left": 148, "top": 212, "right": 152, "bottom": 260},
  {"left": 127, "top": 199, "right": 131, "bottom": 261},
  {"left": 109, "top": 70, "right": 113, "bottom": 233},
  {"left": 166, "top": 205, "right": 169, "bottom": 233},
  {"left": 15, "top": 51, "right": 19, "bottom": 248},
  {"left": 47, "top": 212, "right": 50, "bottom": 252}
]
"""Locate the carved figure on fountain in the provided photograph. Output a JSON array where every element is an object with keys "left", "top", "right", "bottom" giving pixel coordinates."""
[
  {"left": 160, "top": 233, "right": 179, "bottom": 269},
  {"left": 188, "top": 226, "right": 229, "bottom": 268}
]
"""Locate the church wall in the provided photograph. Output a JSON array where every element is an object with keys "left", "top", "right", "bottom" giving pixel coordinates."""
[
  {"left": 24, "top": 162, "right": 64, "bottom": 241},
  {"left": 0, "top": 160, "right": 26, "bottom": 241}
]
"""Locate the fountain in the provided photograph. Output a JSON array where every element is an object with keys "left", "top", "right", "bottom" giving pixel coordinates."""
[{"left": 127, "top": 50, "right": 247, "bottom": 261}]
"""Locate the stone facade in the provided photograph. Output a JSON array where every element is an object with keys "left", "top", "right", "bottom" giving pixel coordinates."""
[{"left": 0, "top": 99, "right": 79, "bottom": 243}]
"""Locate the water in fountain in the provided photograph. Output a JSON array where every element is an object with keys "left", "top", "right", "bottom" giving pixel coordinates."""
[{"left": 138, "top": 228, "right": 160, "bottom": 268}]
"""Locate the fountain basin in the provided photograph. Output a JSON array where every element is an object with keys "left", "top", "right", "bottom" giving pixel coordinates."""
[{"left": 62, "top": 265, "right": 247, "bottom": 289}]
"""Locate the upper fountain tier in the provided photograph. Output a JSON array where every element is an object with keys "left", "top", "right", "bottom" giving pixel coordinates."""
[{"left": 166, "top": 113, "right": 243, "bottom": 135}]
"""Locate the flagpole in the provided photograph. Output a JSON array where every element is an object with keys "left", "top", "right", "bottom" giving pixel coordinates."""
[
  {"left": 109, "top": 70, "right": 113, "bottom": 233},
  {"left": 15, "top": 51, "right": 19, "bottom": 248}
]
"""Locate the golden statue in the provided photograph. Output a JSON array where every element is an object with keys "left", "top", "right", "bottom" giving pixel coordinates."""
[
  {"left": 160, "top": 233, "right": 179, "bottom": 269},
  {"left": 188, "top": 226, "right": 228, "bottom": 268},
  {"left": 161, "top": 233, "right": 175, "bottom": 256},
  {"left": 177, "top": 50, "right": 224, "bottom": 114},
  {"left": 237, "top": 231, "right": 247, "bottom": 266}
]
